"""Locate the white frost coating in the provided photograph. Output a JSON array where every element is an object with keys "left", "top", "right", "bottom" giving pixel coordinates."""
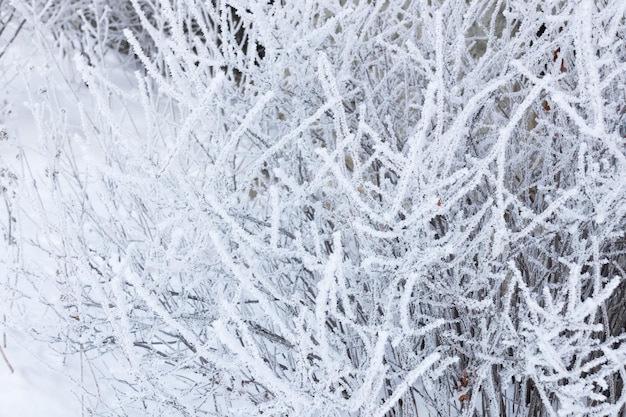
[
  {"left": 215, "top": 90, "right": 275, "bottom": 170},
  {"left": 577, "top": 0, "right": 605, "bottom": 133},
  {"left": 123, "top": 267, "right": 214, "bottom": 359},
  {"left": 347, "top": 330, "right": 390, "bottom": 411},
  {"left": 213, "top": 318, "right": 308, "bottom": 409},
  {"left": 6, "top": 0, "right": 626, "bottom": 415},
  {"left": 373, "top": 352, "right": 442, "bottom": 417},
  {"left": 269, "top": 185, "right": 280, "bottom": 248},
  {"left": 315, "top": 232, "right": 342, "bottom": 372}
]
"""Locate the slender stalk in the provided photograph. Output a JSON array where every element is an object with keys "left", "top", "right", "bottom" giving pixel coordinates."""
[{"left": 0, "top": 344, "right": 14, "bottom": 374}]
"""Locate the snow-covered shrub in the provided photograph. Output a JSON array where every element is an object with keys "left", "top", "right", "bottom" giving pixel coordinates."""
[
  {"left": 13, "top": 0, "right": 626, "bottom": 416},
  {"left": 11, "top": 0, "right": 157, "bottom": 65}
]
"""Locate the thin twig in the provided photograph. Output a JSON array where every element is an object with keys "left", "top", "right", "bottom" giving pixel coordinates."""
[
  {"left": 0, "top": 19, "right": 25, "bottom": 61},
  {"left": 0, "top": 345, "right": 14, "bottom": 373}
]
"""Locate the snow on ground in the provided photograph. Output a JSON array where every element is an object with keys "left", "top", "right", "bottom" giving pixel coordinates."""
[{"left": 0, "top": 330, "right": 82, "bottom": 417}]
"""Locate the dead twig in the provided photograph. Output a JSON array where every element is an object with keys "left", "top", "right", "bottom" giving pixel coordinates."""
[{"left": 0, "top": 345, "right": 14, "bottom": 373}]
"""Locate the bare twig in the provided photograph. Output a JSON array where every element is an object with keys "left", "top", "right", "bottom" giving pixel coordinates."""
[{"left": 0, "top": 344, "right": 14, "bottom": 373}]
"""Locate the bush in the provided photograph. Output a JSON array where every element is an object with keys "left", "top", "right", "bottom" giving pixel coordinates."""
[{"left": 11, "top": 0, "right": 626, "bottom": 416}]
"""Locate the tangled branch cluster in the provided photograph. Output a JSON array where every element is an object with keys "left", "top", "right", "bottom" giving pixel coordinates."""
[{"left": 3, "top": 0, "right": 626, "bottom": 416}]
